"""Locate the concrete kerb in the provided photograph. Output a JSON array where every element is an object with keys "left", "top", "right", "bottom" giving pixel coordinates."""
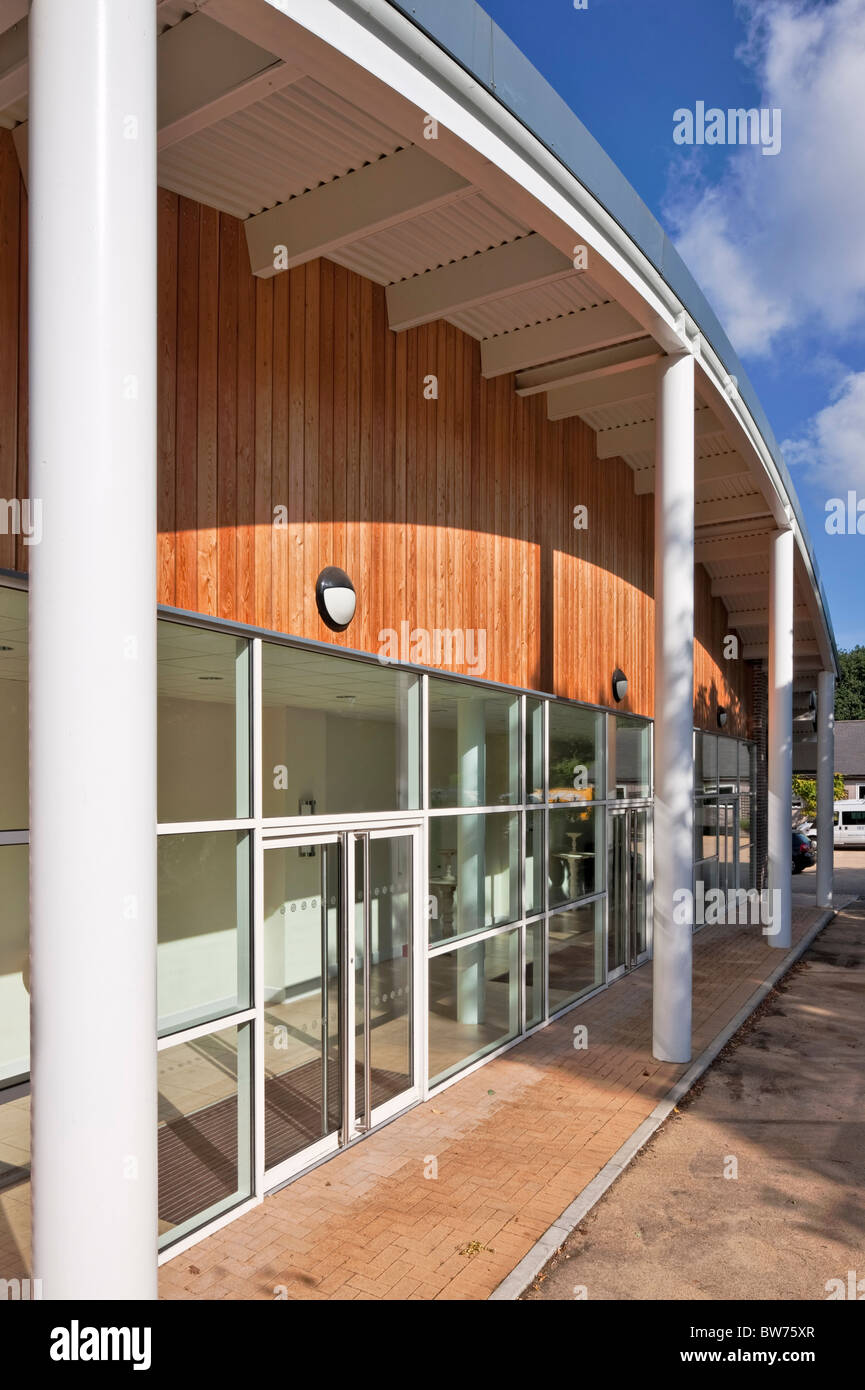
[{"left": 488, "top": 902, "right": 847, "bottom": 1300}]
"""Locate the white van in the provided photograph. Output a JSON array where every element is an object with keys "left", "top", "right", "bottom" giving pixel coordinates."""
[{"left": 834, "top": 800, "right": 865, "bottom": 848}]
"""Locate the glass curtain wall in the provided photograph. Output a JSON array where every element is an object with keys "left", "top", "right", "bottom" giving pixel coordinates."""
[
  {"left": 156, "top": 621, "right": 254, "bottom": 1246},
  {"left": 0, "top": 584, "right": 30, "bottom": 1209},
  {"left": 0, "top": 585, "right": 654, "bottom": 1248},
  {"left": 693, "top": 731, "right": 756, "bottom": 922}
]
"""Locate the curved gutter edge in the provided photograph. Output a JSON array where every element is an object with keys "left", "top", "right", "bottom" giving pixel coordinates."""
[{"left": 371, "top": 0, "right": 837, "bottom": 670}]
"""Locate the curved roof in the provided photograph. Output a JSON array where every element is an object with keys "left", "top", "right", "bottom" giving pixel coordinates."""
[
  {"left": 386, "top": 0, "right": 836, "bottom": 666},
  {"left": 0, "top": 0, "right": 836, "bottom": 673}
]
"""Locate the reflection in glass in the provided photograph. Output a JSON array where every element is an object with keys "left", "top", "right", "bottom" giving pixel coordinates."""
[
  {"left": 157, "top": 1023, "right": 252, "bottom": 1248},
  {"left": 428, "top": 678, "right": 519, "bottom": 808},
  {"left": 0, "top": 844, "right": 29, "bottom": 1086},
  {"left": 694, "top": 857, "right": 719, "bottom": 928},
  {"left": 718, "top": 803, "right": 737, "bottom": 894},
  {"left": 526, "top": 698, "right": 544, "bottom": 803},
  {"left": 526, "top": 921, "right": 543, "bottom": 1028},
  {"left": 356, "top": 835, "right": 413, "bottom": 1117},
  {"left": 158, "top": 832, "right": 251, "bottom": 1036},
  {"left": 549, "top": 704, "right": 602, "bottom": 802},
  {"left": 525, "top": 810, "right": 544, "bottom": 917},
  {"left": 739, "top": 841, "right": 754, "bottom": 891},
  {"left": 548, "top": 903, "right": 603, "bottom": 1014},
  {"left": 739, "top": 742, "right": 753, "bottom": 846},
  {"left": 608, "top": 715, "right": 651, "bottom": 799},
  {"left": 718, "top": 735, "right": 738, "bottom": 789},
  {"left": 695, "top": 798, "right": 718, "bottom": 862},
  {"left": 0, "top": 586, "right": 28, "bottom": 832},
  {"left": 0, "top": 1092, "right": 29, "bottom": 1195},
  {"left": 263, "top": 842, "right": 341, "bottom": 1168},
  {"left": 738, "top": 740, "right": 753, "bottom": 788},
  {"left": 695, "top": 731, "right": 718, "bottom": 794},
  {"left": 633, "top": 811, "right": 648, "bottom": 957},
  {"left": 428, "top": 929, "right": 520, "bottom": 1084},
  {"left": 158, "top": 621, "right": 250, "bottom": 822},
  {"left": 262, "top": 644, "right": 420, "bottom": 818},
  {"left": 549, "top": 806, "right": 599, "bottom": 907},
  {"left": 429, "top": 813, "right": 518, "bottom": 944},
  {"left": 608, "top": 812, "right": 627, "bottom": 975}
]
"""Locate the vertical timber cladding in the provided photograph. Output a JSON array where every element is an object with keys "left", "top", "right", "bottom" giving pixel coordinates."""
[
  {"left": 0, "top": 151, "right": 751, "bottom": 731},
  {"left": 694, "top": 565, "right": 753, "bottom": 737},
  {"left": 153, "top": 190, "right": 751, "bottom": 729}
]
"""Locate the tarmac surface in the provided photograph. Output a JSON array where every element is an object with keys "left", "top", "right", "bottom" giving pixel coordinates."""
[{"left": 524, "top": 856, "right": 865, "bottom": 1301}]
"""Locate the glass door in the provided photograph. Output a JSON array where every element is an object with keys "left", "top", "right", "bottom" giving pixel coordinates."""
[
  {"left": 262, "top": 834, "right": 342, "bottom": 1179},
  {"left": 262, "top": 824, "right": 420, "bottom": 1188},
  {"left": 608, "top": 809, "right": 629, "bottom": 976},
  {"left": 350, "top": 829, "right": 416, "bottom": 1136},
  {"left": 607, "top": 808, "right": 650, "bottom": 978},
  {"left": 718, "top": 796, "right": 738, "bottom": 894}
]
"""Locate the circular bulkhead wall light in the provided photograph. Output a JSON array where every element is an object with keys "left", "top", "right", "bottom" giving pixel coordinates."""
[
  {"left": 612, "top": 668, "right": 628, "bottom": 703},
  {"left": 316, "top": 566, "right": 357, "bottom": 633}
]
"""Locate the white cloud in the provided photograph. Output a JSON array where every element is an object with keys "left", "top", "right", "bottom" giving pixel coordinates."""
[
  {"left": 665, "top": 0, "right": 865, "bottom": 357},
  {"left": 782, "top": 369, "right": 865, "bottom": 490}
]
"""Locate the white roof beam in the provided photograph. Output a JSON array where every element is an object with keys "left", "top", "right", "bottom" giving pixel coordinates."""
[
  {"left": 515, "top": 338, "right": 662, "bottom": 397},
  {"left": 386, "top": 233, "right": 573, "bottom": 332},
  {"left": 0, "top": 2, "right": 26, "bottom": 37},
  {"left": 726, "top": 604, "right": 809, "bottom": 628},
  {"left": 158, "top": 64, "right": 304, "bottom": 151},
  {"left": 0, "top": 12, "right": 26, "bottom": 111},
  {"left": 745, "top": 640, "right": 820, "bottom": 661},
  {"left": 480, "top": 302, "right": 644, "bottom": 378},
  {"left": 710, "top": 573, "right": 770, "bottom": 597},
  {"left": 596, "top": 406, "right": 723, "bottom": 460},
  {"left": 693, "top": 495, "right": 775, "bottom": 529},
  {"left": 245, "top": 145, "right": 471, "bottom": 279},
  {"left": 157, "top": 11, "right": 304, "bottom": 150},
  {"left": 0, "top": 9, "right": 306, "bottom": 148},
  {"left": 797, "top": 573, "right": 836, "bottom": 674},
  {"left": 632, "top": 451, "right": 753, "bottom": 496},
  {"left": 694, "top": 531, "right": 773, "bottom": 565},
  {"left": 545, "top": 364, "right": 657, "bottom": 418}
]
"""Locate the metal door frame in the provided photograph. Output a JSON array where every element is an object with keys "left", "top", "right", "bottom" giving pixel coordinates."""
[
  {"left": 717, "top": 795, "right": 739, "bottom": 893},
  {"left": 607, "top": 805, "right": 652, "bottom": 981},
  {"left": 258, "top": 820, "right": 423, "bottom": 1195}
]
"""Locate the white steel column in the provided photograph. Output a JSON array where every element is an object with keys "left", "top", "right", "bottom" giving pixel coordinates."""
[
  {"left": 652, "top": 352, "right": 694, "bottom": 1064},
  {"left": 816, "top": 670, "right": 835, "bottom": 910},
  {"left": 29, "top": 0, "right": 158, "bottom": 1297},
  {"left": 768, "top": 528, "right": 794, "bottom": 949}
]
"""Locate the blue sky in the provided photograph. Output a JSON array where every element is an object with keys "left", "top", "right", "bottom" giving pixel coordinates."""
[{"left": 482, "top": 0, "right": 865, "bottom": 650}]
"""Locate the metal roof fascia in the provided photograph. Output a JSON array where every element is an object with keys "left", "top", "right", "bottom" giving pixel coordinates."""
[{"left": 377, "top": 0, "right": 838, "bottom": 667}]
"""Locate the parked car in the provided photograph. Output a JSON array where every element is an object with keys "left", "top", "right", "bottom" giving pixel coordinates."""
[{"left": 792, "top": 830, "right": 816, "bottom": 874}]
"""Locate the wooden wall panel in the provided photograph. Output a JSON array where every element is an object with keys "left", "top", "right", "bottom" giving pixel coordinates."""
[
  {"left": 695, "top": 565, "right": 750, "bottom": 737},
  {"left": 0, "top": 150, "right": 752, "bottom": 735}
]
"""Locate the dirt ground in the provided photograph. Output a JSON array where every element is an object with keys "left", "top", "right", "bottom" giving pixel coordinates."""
[{"left": 524, "top": 858, "right": 865, "bottom": 1301}]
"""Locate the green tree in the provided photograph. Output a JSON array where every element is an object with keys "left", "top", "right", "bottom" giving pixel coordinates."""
[
  {"left": 836, "top": 646, "right": 865, "bottom": 719},
  {"left": 792, "top": 774, "right": 846, "bottom": 817}
]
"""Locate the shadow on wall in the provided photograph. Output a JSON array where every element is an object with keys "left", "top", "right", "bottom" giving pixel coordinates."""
[
  {"left": 0, "top": 158, "right": 752, "bottom": 729},
  {"left": 695, "top": 676, "right": 748, "bottom": 741}
]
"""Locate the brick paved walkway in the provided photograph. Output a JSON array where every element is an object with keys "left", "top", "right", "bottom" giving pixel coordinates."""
[{"left": 158, "top": 907, "right": 829, "bottom": 1301}]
